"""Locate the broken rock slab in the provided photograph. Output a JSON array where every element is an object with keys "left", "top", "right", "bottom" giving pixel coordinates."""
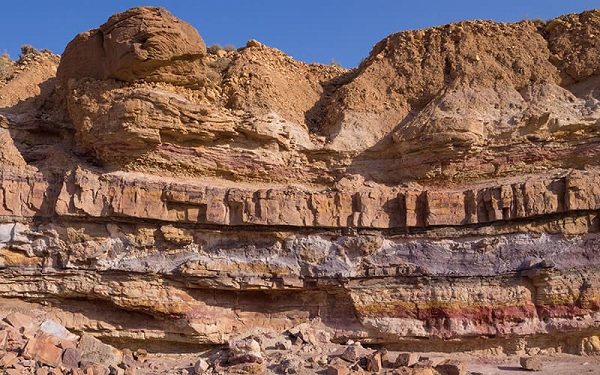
[
  {"left": 23, "top": 332, "right": 63, "bottom": 367},
  {"left": 4, "top": 312, "right": 35, "bottom": 332},
  {"left": 39, "top": 319, "right": 79, "bottom": 342},
  {"left": 78, "top": 334, "right": 123, "bottom": 367}
]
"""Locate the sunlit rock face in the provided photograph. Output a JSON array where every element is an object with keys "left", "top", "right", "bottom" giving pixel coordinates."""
[{"left": 2, "top": 6, "right": 600, "bottom": 355}]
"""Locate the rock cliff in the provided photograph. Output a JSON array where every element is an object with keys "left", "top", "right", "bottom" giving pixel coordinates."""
[{"left": 1, "top": 5, "right": 600, "bottom": 362}]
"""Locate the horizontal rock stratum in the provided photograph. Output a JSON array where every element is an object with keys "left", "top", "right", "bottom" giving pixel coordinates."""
[{"left": 1, "top": 6, "right": 600, "bottom": 358}]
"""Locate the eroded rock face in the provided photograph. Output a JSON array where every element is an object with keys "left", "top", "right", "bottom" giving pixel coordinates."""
[
  {"left": 57, "top": 7, "right": 206, "bottom": 86},
  {"left": 2, "top": 5, "right": 600, "bottom": 359}
]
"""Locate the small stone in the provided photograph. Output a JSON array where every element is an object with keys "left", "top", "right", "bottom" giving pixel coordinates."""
[
  {"left": 340, "top": 346, "right": 359, "bottom": 362},
  {"left": 246, "top": 39, "right": 262, "bottom": 48},
  {"left": 278, "top": 357, "right": 302, "bottom": 374},
  {"left": 0, "top": 351, "right": 18, "bottom": 367},
  {"left": 366, "top": 352, "right": 382, "bottom": 372},
  {"left": 315, "top": 354, "right": 328, "bottom": 367},
  {"left": 59, "top": 339, "right": 76, "bottom": 349},
  {"left": 135, "top": 348, "right": 148, "bottom": 363},
  {"left": 327, "top": 364, "right": 349, "bottom": 375},
  {"left": 227, "top": 337, "right": 263, "bottom": 365},
  {"left": 275, "top": 340, "right": 292, "bottom": 350},
  {"left": 4, "top": 312, "right": 34, "bottom": 332},
  {"left": 80, "top": 361, "right": 110, "bottom": 375},
  {"left": 62, "top": 347, "right": 82, "bottom": 369},
  {"left": 520, "top": 356, "right": 543, "bottom": 371},
  {"left": 414, "top": 359, "right": 434, "bottom": 369},
  {"left": 193, "top": 358, "right": 209, "bottom": 374},
  {"left": 287, "top": 323, "right": 317, "bottom": 345},
  {"left": 20, "top": 359, "right": 36, "bottom": 367},
  {"left": 121, "top": 348, "right": 136, "bottom": 369},
  {"left": 395, "top": 352, "right": 420, "bottom": 367},
  {"left": 434, "top": 359, "right": 466, "bottom": 375},
  {"left": 378, "top": 348, "right": 390, "bottom": 364},
  {"left": 0, "top": 329, "right": 7, "bottom": 347},
  {"left": 109, "top": 365, "right": 125, "bottom": 375},
  {"left": 345, "top": 339, "right": 354, "bottom": 346},
  {"left": 411, "top": 369, "right": 437, "bottom": 375}
]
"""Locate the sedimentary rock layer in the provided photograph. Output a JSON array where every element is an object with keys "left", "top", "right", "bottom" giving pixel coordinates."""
[{"left": 1, "top": 6, "right": 600, "bottom": 356}]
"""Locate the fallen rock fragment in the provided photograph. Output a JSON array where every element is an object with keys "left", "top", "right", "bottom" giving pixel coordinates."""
[
  {"left": 278, "top": 356, "right": 302, "bottom": 374},
  {"left": 62, "top": 347, "right": 82, "bottom": 369},
  {"left": 366, "top": 351, "right": 383, "bottom": 372},
  {"left": 287, "top": 323, "right": 317, "bottom": 345},
  {"left": 23, "top": 332, "right": 63, "bottom": 367},
  {"left": 340, "top": 345, "right": 359, "bottom": 362},
  {"left": 4, "top": 312, "right": 35, "bottom": 332},
  {"left": 275, "top": 339, "right": 292, "bottom": 350},
  {"left": 395, "top": 352, "right": 420, "bottom": 367},
  {"left": 0, "top": 351, "right": 18, "bottom": 367},
  {"left": 80, "top": 361, "right": 111, "bottom": 375},
  {"left": 39, "top": 319, "right": 79, "bottom": 342},
  {"left": 520, "top": 356, "right": 543, "bottom": 371},
  {"left": 434, "top": 359, "right": 466, "bottom": 375},
  {"left": 194, "top": 358, "right": 210, "bottom": 374},
  {"left": 78, "top": 334, "right": 123, "bottom": 367},
  {"left": 327, "top": 363, "right": 350, "bottom": 375},
  {"left": 246, "top": 39, "right": 262, "bottom": 48},
  {"left": 227, "top": 337, "right": 263, "bottom": 365}
]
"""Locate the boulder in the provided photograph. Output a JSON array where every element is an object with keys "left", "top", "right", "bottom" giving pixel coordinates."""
[
  {"left": 62, "top": 347, "right": 82, "bottom": 369},
  {"left": 78, "top": 334, "right": 123, "bottom": 366},
  {"left": 227, "top": 337, "right": 263, "bottom": 365},
  {"left": 23, "top": 333, "right": 63, "bottom": 367},
  {"left": 57, "top": 6, "right": 206, "bottom": 86},
  {"left": 520, "top": 356, "right": 543, "bottom": 371},
  {"left": 434, "top": 359, "right": 466, "bottom": 375}
]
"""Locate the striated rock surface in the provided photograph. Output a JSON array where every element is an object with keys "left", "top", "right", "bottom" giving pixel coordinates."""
[{"left": 2, "top": 5, "right": 600, "bottom": 364}]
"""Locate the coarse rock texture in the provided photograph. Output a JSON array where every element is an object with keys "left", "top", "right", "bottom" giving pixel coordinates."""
[
  {"left": 57, "top": 6, "right": 206, "bottom": 86},
  {"left": 2, "top": 6, "right": 600, "bottom": 372}
]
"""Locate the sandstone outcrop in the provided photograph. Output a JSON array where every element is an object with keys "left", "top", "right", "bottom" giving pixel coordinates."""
[
  {"left": 57, "top": 7, "right": 206, "bottom": 86},
  {"left": 1, "top": 6, "right": 600, "bottom": 372}
]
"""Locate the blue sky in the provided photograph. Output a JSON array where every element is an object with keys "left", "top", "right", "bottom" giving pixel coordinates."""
[{"left": 1, "top": 1, "right": 598, "bottom": 68}]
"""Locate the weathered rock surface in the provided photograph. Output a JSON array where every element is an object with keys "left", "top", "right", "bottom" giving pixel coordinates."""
[
  {"left": 57, "top": 7, "right": 206, "bottom": 86},
  {"left": 1, "top": 5, "right": 600, "bottom": 370}
]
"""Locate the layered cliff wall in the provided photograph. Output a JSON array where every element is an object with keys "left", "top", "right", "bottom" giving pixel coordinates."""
[{"left": 1, "top": 6, "right": 600, "bottom": 356}]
